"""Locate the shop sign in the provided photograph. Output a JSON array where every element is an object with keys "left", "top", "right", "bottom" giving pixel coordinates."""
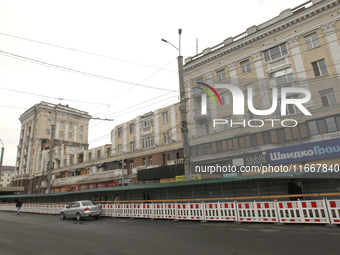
[{"left": 267, "top": 138, "right": 340, "bottom": 165}]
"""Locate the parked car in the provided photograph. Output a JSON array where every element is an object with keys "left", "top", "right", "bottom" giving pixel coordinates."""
[{"left": 60, "top": 200, "right": 103, "bottom": 221}]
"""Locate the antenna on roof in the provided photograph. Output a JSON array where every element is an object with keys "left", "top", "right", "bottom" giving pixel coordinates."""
[{"left": 196, "top": 38, "right": 198, "bottom": 55}]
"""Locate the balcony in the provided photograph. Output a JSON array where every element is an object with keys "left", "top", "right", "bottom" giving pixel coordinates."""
[
  {"left": 193, "top": 109, "right": 209, "bottom": 123},
  {"left": 167, "top": 158, "right": 184, "bottom": 165},
  {"left": 142, "top": 126, "right": 152, "bottom": 136},
  {"left": 265, "top": 56, "right": 290, "bottom": 73},
  {"left": 51, "top": 169, "right": 127, "bottom": 187}
]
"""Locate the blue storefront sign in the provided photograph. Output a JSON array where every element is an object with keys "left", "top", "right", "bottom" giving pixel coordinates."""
[{"left": 267, "top": 138, "right": 340, "bottom": 165}]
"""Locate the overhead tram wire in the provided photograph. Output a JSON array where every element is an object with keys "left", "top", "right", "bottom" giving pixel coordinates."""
[
  {"left": 0, "top": 32, "right": 176, "bottom": 73},
  {"left": 0, "top": 50, "right": 178, "bottom": 93},
  {"left": 0, "top": 87, "right": 109, "bottom": 107},
  {"left": 88, "top": 58, "right": 178, "bottom": 112}
]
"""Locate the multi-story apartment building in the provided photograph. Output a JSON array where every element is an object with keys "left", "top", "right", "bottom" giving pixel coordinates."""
[
  {"left": 12, "top": 102, "right": 184, "bottom": 194},
  {"left": 0, "top": 166, "right": 15, "bottom": 188},
  {"left": 12, "top": 101, "right": 91, "bottom": 193},
  {"left": 111, "top": 103, "right": 184, "bottom": 184},
  {"left": 184, "top": 0, "right": 340, "bottom": 178}
]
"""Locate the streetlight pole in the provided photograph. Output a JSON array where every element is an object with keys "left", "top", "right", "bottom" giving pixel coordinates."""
[
  {"left": 162, "top": 29, "right": 191, "bottom": 181},
  {"left": 0, "top": 139, "right": 4, "bottom": 176},
  {"left": 46, "top": 111, "right": 56, "bottom": 193}
]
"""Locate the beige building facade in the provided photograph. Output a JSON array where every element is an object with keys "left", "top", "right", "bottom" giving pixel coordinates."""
[
  {"left": 0, "top": 166, "right": 15, "bottom": 188},
  {"left": 12, "top": 101, "right": 91, "bottom": 193},
  {"left": 184, "top": 0, "right": 340, "bottom": 178}
]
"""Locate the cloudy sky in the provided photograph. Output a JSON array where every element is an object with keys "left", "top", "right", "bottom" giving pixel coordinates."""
[{"left": 0, "top": 0, "right": 304, "bottom": 166}]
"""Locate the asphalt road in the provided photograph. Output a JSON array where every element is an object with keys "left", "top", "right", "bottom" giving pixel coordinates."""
[{"left": 0, "top": 211, "right": 339, "bottom": 255}]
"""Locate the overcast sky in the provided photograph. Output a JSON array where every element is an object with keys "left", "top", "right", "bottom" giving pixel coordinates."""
[{"left": 0, "top": 0, "right": 304, "bottom": 166}]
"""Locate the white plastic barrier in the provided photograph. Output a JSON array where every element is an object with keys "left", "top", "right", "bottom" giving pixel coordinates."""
[
  {"left": 176, "top": 203, "right": 205, "bottom": 220},
  {"left": 153, "top": 203, "right": 176, "bottom": 219},
  {"left": 254, "top": 201, "right": 279, "bottom": 223},
  {"left": 204, "top": 202, "right": 237, "bottom": 221},
  {"left": 237, "top": 202, "right": 256, "bottom": 222},
  {"left": 326, "top": 200, "right": 340, "bottom": 225},
  {"left": 277, "top": 200, "right": 330, "bottom": 224}
]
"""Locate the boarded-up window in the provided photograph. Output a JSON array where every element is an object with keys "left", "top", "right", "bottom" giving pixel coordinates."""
[
  {"left": 270, "top": 130, "right": 278, "bottom": 143},
  {"left": 239, "top": 137, "right": 245, "bottom": 148}
]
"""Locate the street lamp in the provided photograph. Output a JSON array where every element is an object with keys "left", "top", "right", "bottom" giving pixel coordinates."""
[{"left": 161, "top": 29, "right": 191, "bottom": 181}]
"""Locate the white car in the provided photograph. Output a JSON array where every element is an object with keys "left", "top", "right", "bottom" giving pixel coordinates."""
[{"left": 60, "top": 200, "right": 103, "bottom": 221}]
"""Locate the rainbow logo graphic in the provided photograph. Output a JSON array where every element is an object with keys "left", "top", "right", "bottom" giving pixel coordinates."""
[{"left": 196, "top": 82, "right": 222, "bottom": 106}]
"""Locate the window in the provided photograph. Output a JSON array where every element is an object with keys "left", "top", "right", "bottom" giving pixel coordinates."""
[
  {"left": 164, "top": 131, "right": 170, "bottom": 144},
  {"left": 325, "top": 117, "right": 337, "bottom": 132},
  {"left": 224, "top": 116, "right": 232, "bottom": 130},
  {"left": 221, "top": 92, "right": 230, "bottom": 105},
  {"left": 69, "top": 123, "right": 73, "bottom": 129},
  {"left": 47, "top": 119, "right": 51, "bottom": 126},
  {"left": 269, "top": 68, "right": 294, "bottom": 87},
  {"left": 216, "top": 69, "right": 226, "bottom": 83},
  {"left": 79, "top": 134, "right": 83, "bottom": 140},
  {"left": 264, "top": 43, "right": 288, "bottom": 62},
  {"left": 142, "top": 158, "right": 146, "bottom": 165},
  {"left": 308, "top": 121, "right": 319, "bottom": 135},
  {"left": 162, "top": 112, "right": 169, "bottom": 123},
  {"left": 304, "top": 33, "right": 320, "bottom": 50},
  {"left": 241, "top": 60, "right": 251, "bottom": 74},
  {"left": 107, "top": 147, "right": 111, "bottom": 157},
  {"left": 244, "top": 83, "right": 255, "bottom": 97},
  {"left": 142, "top": 136, "right": 154, "bottom": 148},
  {"left": 130, "top": 123, "right": 134, "bottom": 134},
  {"left": 312, "top": 59, "right": 328, "bottom": 77},
  {"left": 201, "top": 123, "right": 209, "bottom": 135},
  {"left": 68, "top": 132, "right": 72, "bottom": 138},
  {"left": 129, "top": 160, "right": 134, "bottom": 170},
  {"left": 118, "top": 127, "right": 122, "bottom": 137},
  {"left": 46, "top": 129, "right": 50, "bottom": 135},
  {"left": 130, "top": 141, "right": 135, "bottom": 152},
  {"left": 80, "top": 126, "right": 83, "bottom": 132},
  {"left": 286, "top": 95, "right": 299, "bottom": 115},
  {"left": 319, "top": 88, "right": 336, "bottom": 107},
  {"left": 88, "top": 152, "right": 92, "bottom": 161},
  {"left": 308, "top": 115, "right": 340, "bottom": 135},
  {"left": 192, "top": 143, "right": 212, "bottom": 156},
  {"left": 59, "top": 131, "right": 63, "bottom": 137},
  {"left": 262, "top": 132, "right": 271, "bottom": 144},
  {"left": 97, "top": 150, "right": 101, "bottom": 159},
  {"left": 142, "top": 118, "right": 153, "bottom": 128},
  {"left": 60, "top": 122, "right": 64, "bottom": 128},
  {"left": 118, "top": 145, "right": 123, "bottom": 155},
  {"left": 149, "top": 156, "right": 153, "bottom": 165},
  {"left": 248, "top": 111, "right": 262, "bottom": 125}
]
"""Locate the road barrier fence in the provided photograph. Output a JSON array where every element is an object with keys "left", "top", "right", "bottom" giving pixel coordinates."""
[{"left": 1, "top": 199, "right": 339, "bottom": 225}]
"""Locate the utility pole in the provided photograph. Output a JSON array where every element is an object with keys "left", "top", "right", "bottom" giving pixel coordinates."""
[
  {"left": 162, "top": 29, "right": 191, "bottom": 181},
  {"left": 0, "top": 139, "right": 4, "bottom": 177},
  {"left": 121, "top": 159, "right": 125, "bottom": 187},
  {"left": 46, "top": 124, "right": 55, "bottom": 193}
]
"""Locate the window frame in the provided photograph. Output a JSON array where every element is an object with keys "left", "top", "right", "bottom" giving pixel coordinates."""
[
  {"left": 312, "top": 59, "right": 328, "bottom": 77},
  {"left": 240, "top": 59, "right": 251, "bottom": 74},
  {"left": 304, "top": 32, "right": 320, "bottom": 50},
  {"left": 263, "top": 43, "right": 288, "bottom": 62}
]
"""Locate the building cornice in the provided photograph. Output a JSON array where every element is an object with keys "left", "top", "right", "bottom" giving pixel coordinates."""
[
  {"left": 183, "top": 0, "right": 340, "bottom": 73},
  {"left": 19, "top": 101, "right": 91, "bottom": 122}
]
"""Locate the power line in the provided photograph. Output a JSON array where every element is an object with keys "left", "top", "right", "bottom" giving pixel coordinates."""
[
  {"left": 0, "top": 32, "right": 176, "bottom": 73},
  {"left": 0, "top": 50, "right": 178, "bottom": 93},
  {"left": 0, "top": 87, "right": 109, "bottom": 107}
]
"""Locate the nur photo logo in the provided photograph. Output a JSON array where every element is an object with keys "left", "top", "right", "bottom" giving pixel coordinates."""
[{"left": 196, "top": 82, "right": 312, "bottom": 128}]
